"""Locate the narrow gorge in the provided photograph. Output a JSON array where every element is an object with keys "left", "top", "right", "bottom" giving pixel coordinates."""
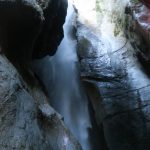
[{"left": 0, "top": 0, "right": 150, "bottom": 150}]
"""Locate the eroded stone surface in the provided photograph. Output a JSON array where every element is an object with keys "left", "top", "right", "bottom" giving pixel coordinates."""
[
  {"left": 0, "top": 55, "right": 81, "bottom": 150},
  {"left": 75, "top": 0, "right": 150, "bottom": 149}
]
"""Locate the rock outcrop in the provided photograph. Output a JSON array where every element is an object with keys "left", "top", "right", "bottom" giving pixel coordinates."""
[
  {"left": 33, "top": 0, "right": 68, "bottom": 58},
  {"left": 75, "top": 0, "right": 150, "bottom": 149},
  {"left": 0, "top": 54, "right": 81, "bottom": 150},
  {"left": 0, "top": 0, "right": 68, "bottom": 64},
  {"left": 0, "top": 0, "right": 82, "bottom": 149},
  {"left": 141, "top": 0, "right": 150, "bottom": 8},
  {"left": 126, "top": 1, "right": 150, "bottom": 74}
]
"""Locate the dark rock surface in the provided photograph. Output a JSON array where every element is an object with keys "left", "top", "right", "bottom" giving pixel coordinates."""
[
  {"left": 0, "top": 1, "right": 82, "bottom": 149},
  {"left": 33, "top": 0, "right": 68, "bottom": 58},
  {"left": 141, "top": 0, "right": 150, "bottom": 8},
  {"left": 126, "top": 2, "right": 150, "bottom": 74},
  {"left": 0, "top": 54, "right": 81, "bottom": 150},
  {"left": 76, "top": 1, "right": 150, "bottom": 149},
  {"left": 0, "top": 0, "right": 68, "bottom": 64}
]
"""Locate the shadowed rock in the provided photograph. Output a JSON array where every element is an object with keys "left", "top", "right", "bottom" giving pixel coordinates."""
[
  {"left": 0, "top": 1, "right": 82, "bottom": 149},
  {"left": 126, "top": 2, "right": 150, "bottom": 75},
  {"left": 33, "top": 0, "right": 68, "bottom": 58},
  {"left": 75, "top": 0, "right": 150, "bottom": 149},
  {"left": 141, "top": 0, "right": 150, "bottom": 8},
  {"left": 0, "top": 0, "right": 68, "bottom": 64}
]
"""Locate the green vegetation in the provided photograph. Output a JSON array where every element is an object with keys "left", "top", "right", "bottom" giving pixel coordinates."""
[
  {"left": 95, "top": 0, "right": 106, "bottom": 25},
  {"left": 96, "top": 0, "right": 102, "bottom": 13},
  {"left": 131, "top": 0, "right": 140, "bottom": 3},
  {"left": 111, "top": 11, "right": 125, "bottom": 37},
  {"left": 95, "top": 0, "right": 127, "bottom": 37}
]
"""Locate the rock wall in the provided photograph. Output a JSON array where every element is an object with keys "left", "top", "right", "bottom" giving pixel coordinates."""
[
  {"left": 126, "top": 1, "right": 150, "bottom": 73},
  {"left": 0, "top": 0, "right": 68, "bottom": 63},
  {"left": 75, "top": 0, "right": 150, "bottom": 149},
  {"left": 0, "top": 54, "right": 81, "bottom": 149},
  {"left": 0, "top": 0, "right": 82, "bottom": 149}
]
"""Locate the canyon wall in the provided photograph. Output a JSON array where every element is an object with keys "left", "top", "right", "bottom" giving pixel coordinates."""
[{"left": 75, "top": 0, "right": 150, "bottom": 149}]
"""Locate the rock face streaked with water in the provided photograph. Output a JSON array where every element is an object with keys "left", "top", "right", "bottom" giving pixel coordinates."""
[
  {"left": 1, "top": 0, "right": 150, "bottom": 149},
  {"left": 75, "top": 0, "right": 150, "bottom": 149}
]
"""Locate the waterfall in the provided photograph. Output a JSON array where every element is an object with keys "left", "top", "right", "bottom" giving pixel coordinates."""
[
  {"left": 47, "top": 2, "right": 92, "bottom": 149},
  {"left": 32, "top": 1, "right": 100, "bottom": 149}
]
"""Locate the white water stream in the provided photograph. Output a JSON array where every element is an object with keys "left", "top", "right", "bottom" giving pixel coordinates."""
[{"left": 33, "top": 1, "right": 94, "bottom": 149}]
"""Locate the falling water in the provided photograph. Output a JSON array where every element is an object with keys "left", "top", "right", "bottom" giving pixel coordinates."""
[{"left": 32, "top": 1, "right": 100, "bottom": 150}]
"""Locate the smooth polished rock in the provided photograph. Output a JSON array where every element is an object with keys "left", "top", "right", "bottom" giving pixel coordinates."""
[{"left": 75, "top": 0, "right": 150, "bottom": 149}]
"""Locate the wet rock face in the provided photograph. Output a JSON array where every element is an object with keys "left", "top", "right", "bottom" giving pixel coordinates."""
[
  {"left": 126, "top": 2, "right": 150, "bottom": 74},
  {"left": 141, "top": 0, "right": 150, "bottom": 8},
  {"left": 75, "top": 0, "right": 150, "bottom": 149},
  {"left": 0, "top": 55, "right": 81, "bottom": 150},
  {"left": 0, "top": 0, "right": 68, "bottom": 64}
]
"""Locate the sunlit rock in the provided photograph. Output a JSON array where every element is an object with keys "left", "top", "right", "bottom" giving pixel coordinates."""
[{"left": 75, "top": 0, "right": 150, "bottom": 149}]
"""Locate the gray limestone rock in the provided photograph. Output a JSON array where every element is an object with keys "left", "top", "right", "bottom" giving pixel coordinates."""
[
  {"left": 0, "top": 54, "right": 81, "bottom": 150},
  {"left": 75, "top": 1, "right": 150, "bottom": 149}
]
